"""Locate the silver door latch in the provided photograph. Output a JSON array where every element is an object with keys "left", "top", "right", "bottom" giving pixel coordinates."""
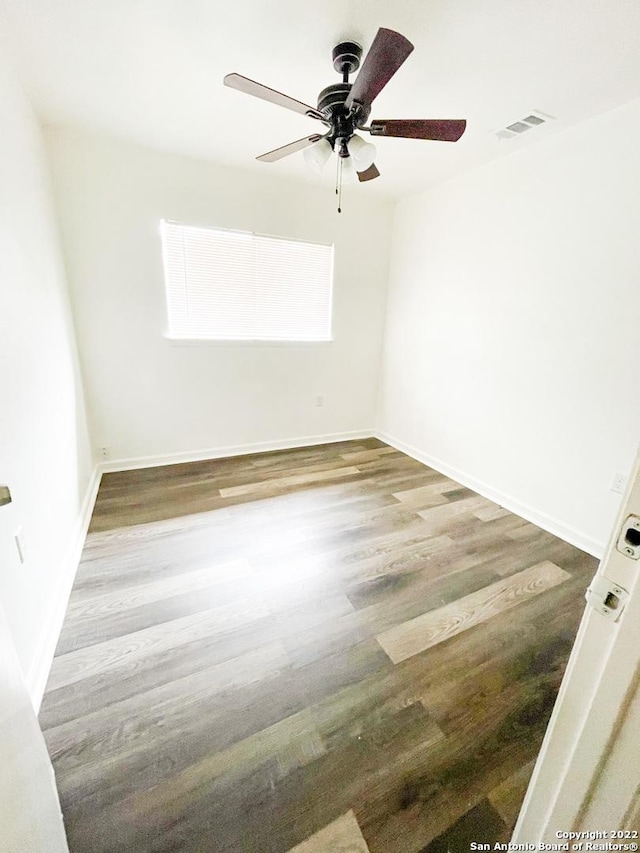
[
  {"left": 0, "top": 486, "right": 11, "bottom": 507},
  {"left": 616, "top": 514, "right": 640, "bottom": 560},
  {"left": 586, "top": 576, "right": 629, "bottom": 621}
]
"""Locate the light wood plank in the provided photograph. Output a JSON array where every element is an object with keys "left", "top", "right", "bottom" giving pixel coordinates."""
[
  {"left": 473, "top": 505, "right": 511, "bottom": 522},
  {"left": 416, "top": 495, "right": 494, "bottom": 526},
  {"left": 287, "top": 810, "right": 371, "bottom": 852},
  {"left": 45, "top": 597, "right": 271, "bottom": 692},
  {"left": 67, "top": 558, "right": 252, "bottom": 612},
  {"left": 219, "top": 466, "right": 361, "bottom": 498},
  {"left": 340, "top": 447, "right": 398, "bottom": 464},
  {"left": 392, "top": 480, "right": 460, "bottom": 503},
  {"left": 376, "top": 561, "right": 571, "bottom": 664},
  {"left": 83, "top": 506, "right": 233, "bottom": 547}
]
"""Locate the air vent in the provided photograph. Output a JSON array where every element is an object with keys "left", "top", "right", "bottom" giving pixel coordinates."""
[
  {"left": 495, "top": 110, "right": 553, "bottom": 140},
  {"left": 506, "top": 121, "right": 531, "bottom": 134},
  {"left": 522, "top": 114, "right": 545, "bottom": 126}
]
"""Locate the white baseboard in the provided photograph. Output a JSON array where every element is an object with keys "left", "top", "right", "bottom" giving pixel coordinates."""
[
  {"left": 26, "top": 465, "right": 102, "bottom": 711},
  {"left": 375, "top": 430, "right": 605, "bottom": 558},
  {"left": 98, "top": 430, "right": 375, "bottom": 474}
]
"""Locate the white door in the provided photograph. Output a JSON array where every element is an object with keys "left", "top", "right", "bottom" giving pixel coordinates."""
[
  {"left": 514, "top": 446, "right": 640, "bottom": 838},
  {"left": 0, "top": 601, "right": 69, "bottom": 852}
]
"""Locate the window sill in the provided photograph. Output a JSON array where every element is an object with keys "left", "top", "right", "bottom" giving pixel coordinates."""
[{"left": 164, "top": 336, "right": 334, "bottom": 348}]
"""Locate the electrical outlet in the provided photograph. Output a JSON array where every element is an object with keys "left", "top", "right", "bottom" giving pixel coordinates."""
[
  {"left": 316, "top": 395, "right": 324, "bottom": 407},
  {"left": 99, "top": 446, "right": 110, "bottom": 460},
  {"left": 14, "top": 526, "right": 25, "bottom": 564},
  {"left": 611, "top": 471, "right": 628, "bottom": 495}
]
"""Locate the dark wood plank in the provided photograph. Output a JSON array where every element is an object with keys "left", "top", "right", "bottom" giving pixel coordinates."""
[{"left": 419, "top": 799, "right": 506, "bottom": 852}]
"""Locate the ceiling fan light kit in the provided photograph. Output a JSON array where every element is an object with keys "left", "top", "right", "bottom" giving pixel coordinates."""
[{"left": 224, "top": 27, "right": 467, "bottom": 211}]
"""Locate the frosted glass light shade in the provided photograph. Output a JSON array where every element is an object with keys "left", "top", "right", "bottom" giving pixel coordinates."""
[
  {"left": 347, "top": 134, "right": 377, "bottom": 171},
  {"left": 340, "top": 155, "right": 358, "bottom": 184},
  {"left": 303, "top": 138, "right": 333, "bottom": 172}
]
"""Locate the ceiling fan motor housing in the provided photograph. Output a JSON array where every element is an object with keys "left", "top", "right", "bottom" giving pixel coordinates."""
[
  {"left": 317, "top": 84, "right": 369, "bottom": 148},
  {"left": 317, "top": 83, "right": 351, "bottom": 115}
]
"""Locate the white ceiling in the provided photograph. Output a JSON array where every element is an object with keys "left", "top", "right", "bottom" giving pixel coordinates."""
[{"left": 2, "top": 0, "right": 640, "bottom": 199}]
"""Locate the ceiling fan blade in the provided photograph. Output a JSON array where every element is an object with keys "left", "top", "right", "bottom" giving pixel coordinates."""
[
  {"left": 256, "top": 134, "right": 324, "bottom": 163},
  {"left": 224, "top": 73, "right": 324, "bottom": 120},
  {"left": 369, "top": 119, "right": 467, "bottom": 141},
  {"left": 345, "top": 28, "right": 414, "bottom": 110},
  {"left": 357, "top": 163, "right": 380, "bottom": 182}
]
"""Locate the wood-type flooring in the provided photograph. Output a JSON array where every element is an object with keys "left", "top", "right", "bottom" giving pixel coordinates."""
[{"left": 40, "top": 439, "right": 598, "bottom": 852}]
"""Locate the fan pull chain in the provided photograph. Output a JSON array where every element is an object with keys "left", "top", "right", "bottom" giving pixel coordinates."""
[{"left": 337, "top": 156, "right": 343, "bottom": 214}]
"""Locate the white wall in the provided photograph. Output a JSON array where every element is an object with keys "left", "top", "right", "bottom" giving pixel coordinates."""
[
  {"left": 377, "top": 97, "right": 640, "bottom": 556},
  {"left": 0, "top": 54, "right": 93, "bottom": 700},
  {"left": 46, "top": 130, "right": 394, "bottom": 465},
  {"left": 0, "top": 604, "right": 69, "bottom": 852}
]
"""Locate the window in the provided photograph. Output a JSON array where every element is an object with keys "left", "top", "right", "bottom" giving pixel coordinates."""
[{"left": 160, "top": 220, "right": 334, "bottom": 341}]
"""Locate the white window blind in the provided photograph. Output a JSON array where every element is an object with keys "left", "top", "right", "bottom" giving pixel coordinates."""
[{"left": 161, "top": 220, "right": 334, "bottom": 341}]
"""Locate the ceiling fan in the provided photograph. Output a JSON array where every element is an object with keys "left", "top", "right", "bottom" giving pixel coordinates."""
[{"left": 223, "top": 28, "right": 466, "bottom": 208}]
